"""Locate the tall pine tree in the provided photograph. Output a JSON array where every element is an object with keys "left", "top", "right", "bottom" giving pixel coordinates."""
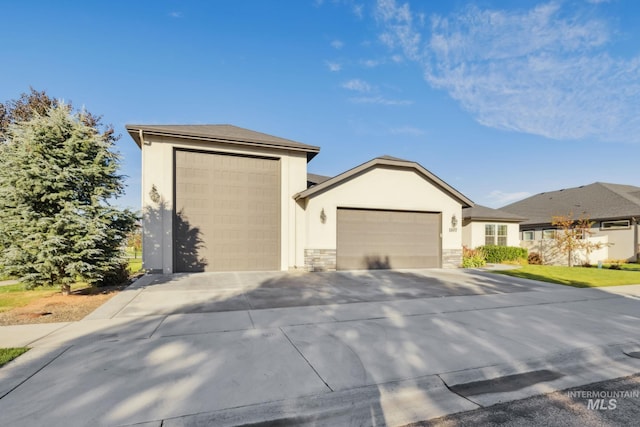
[{"left": 0, "top": 103, "right": 136, "bottom": 294}]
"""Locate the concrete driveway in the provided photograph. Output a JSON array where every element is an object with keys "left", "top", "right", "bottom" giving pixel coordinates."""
[{"left": 1, "top": 269, "right": 640, "bottom": 426}]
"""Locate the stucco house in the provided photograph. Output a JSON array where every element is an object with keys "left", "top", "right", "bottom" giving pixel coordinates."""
[
  {"left": 501, "top": 182, "right": 640, "bottom": 264},
  {"left": 461, "top": 205, "right": 525, "bottom": 249},
  {"left": 126, "top": 124, "right": 474, "bottom": 273}
]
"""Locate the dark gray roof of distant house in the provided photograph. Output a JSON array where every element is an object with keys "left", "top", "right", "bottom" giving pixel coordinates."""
[
  {"left": 307, "top": 173, "right": 332, "bottom": 187},
  {"left": 126, "top": 124, "right": 320, "bottom": 160},
  {"left": 463, "top": 205, "right": 526, "bottom": 222},
  {"left": 501, "top": 182, "right": 640, "bottom": 226},
  {"left": 295, "top": 156, "right": 474, "bottom": 207}
]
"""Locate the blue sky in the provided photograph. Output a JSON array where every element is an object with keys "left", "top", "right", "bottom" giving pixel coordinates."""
[{"left": 2, "top": 0, "right": 639, "bottom": 210}]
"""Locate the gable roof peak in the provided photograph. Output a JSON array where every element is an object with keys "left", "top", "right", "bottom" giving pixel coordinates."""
[
  {"left": 295, "top": 155, "right": 473, "bottom": 207},
  {"left": 375, "top": 154, "right": 412, "bottom": 162}
]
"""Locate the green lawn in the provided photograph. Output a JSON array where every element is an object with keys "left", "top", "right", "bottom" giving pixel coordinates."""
[
  {"left": 599, "top": 263, "right": 640, "bottom": 271},
  {"left": 493, "top": 265, "right": 640, "bottom": 288},
  {"left": 0, "top": 348, "right": 30, "bottom": 368},
  {"left": 0, "top": 283, "right": 90, "bottom": 313},
  {"left": 128, "top": 258, "right": 143, "bottom": 273}
]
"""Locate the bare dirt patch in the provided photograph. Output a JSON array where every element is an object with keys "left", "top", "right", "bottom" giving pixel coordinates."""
[{"left": 0, "top": 285, "right": 127, "bottom": 326}]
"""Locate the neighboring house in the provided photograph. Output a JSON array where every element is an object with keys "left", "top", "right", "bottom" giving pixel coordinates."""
[
  {"left": 501, "top": 182, "right": 640, "bottom": 264},
  {"left": 127, "top": 124, "right": 474, "bottom": 273},
  {"left": 461, "top": 205, "right": 525, "bottom": 249}
]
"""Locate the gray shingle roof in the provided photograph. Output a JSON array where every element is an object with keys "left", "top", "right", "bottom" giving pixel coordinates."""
[
  {"left": 126, "top": 124, "right": 320, "bottom": 160},
  {"left": 501, "top": 182, "right": 640, "bottom": 225},
  {"left": 463, "top": 205, "right": 526, "bottom": 222},
  {"left": 307, "top": 173, "right": 332, "bottom": 187}
]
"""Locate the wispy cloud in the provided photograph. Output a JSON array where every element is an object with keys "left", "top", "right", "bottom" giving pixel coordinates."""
[
  {"left": 342, "top": 79, "right": 372, "bottom": 92},
  {"left": 488, "top": 190, "right": 532, "bottom": 206},
  {"left": 349, "top": 96, "right": 413, "bottom": 105},
  {"left": 353, "top": 4, "right": 364, "bottom": 19},
  {"left": 390, "top": 126, "right": 425, "bottom": 136},
  {"left": 361, "top": 59, "right": 380, "bottom": 68},
  {"left": 325, "top": 61, "right": 342, "bottom": 72},
  {"left": 168, "top": 11, "right": 182, "bottom": 18},
  {"left": 331, "top": 39, "right": 344, "bottom": 49},
  {"left": 373, "top": 0, "right": 640, "bottom": 143}
]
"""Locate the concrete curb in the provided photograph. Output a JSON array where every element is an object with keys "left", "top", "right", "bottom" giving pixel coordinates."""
[
  {"left": 149, "top": 375, "right": 479, "bottom": 427},
  {"left": 440, "top": 341, "right": 640, "bottom": 407}
]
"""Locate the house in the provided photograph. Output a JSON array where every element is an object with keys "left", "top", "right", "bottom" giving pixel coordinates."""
[
  {"left": 461, "top": 205, "right": 525, "bottom": 249},
  {"left": 126, "top": 124, "right": 474, "bottom": 273},
  {"left": 501, "top": 182, "right": 640, "bottom": 263}
]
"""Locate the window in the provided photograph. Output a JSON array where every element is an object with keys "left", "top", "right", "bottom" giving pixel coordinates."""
[
  {"left": 497, "top": 225, "right": 508, "bottom": 246},
  {"left": 522, "top": 230, "right": 534, "bottom": 241},
  {"left": 485, "top": 224, "right": 508, "bottom": 246},
  {"left": 485, "top": 224, "right": 495, "bottom": 246},
  {"left": 542, "top": 229, "right": 556, "bottom": 240},
  {"left": 601, "top": 220, "right": 630, "bottom": 229}
]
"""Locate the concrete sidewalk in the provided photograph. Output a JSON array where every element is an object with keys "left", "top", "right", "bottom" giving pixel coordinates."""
[{"left": 1, "top": 272, "right": 639, "bottom": 426}]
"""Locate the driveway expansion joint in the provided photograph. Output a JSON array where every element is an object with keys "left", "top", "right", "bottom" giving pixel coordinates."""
[
  {"left": 279, "top": 327, "right": 334, "bottom": 392},
  {"left": 0, "top": 345, "right": 72, "bottom": 400}
]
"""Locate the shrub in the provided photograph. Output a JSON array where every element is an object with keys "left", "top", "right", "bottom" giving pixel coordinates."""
[
  {"left": 462, "top": 246, "right": 486, "bottom": 268},
  {"left": 528, "top": 252, "right": 542, "bottom": 265},
  {"left": 96, "top": 263, "right": 130, "bottom": 287},
  {"left": 478, "top": 245, "right": 528, "bottom": 264}
]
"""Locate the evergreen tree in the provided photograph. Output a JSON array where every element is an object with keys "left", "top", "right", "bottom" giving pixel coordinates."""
[{"left": 0, "top": 103, "right": 137, "bottom": 294}]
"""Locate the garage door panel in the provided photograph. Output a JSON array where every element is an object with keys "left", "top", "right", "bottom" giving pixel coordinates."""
[
  {"left": 174, "top": 150, "right": 280, "bottom": 272},
  {"left": 337, "top": 208, "right": 441, "bottom": 270}
]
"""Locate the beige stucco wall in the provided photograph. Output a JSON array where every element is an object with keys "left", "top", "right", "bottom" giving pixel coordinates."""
[
  {"left": 462, "top": 221, "right": 520, "bottom": 248},
  {"left": 303, "top": 166, "right": 464, "bottom": 265},
  {"left": 590, "top": 225, "right": 637, "bottom": 261},
  {"left": 521, "top": 236, "right": 609, "bottom": 265},
  {"left": 522, "top": 224, "right": 638, "bottom": 262},
  {"left": 140, "top": 134, "right": 308, "bottom": 273}
]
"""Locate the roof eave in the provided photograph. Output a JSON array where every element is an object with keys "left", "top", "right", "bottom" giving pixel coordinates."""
[
  {"left": 465, "top": 216, "right": 526, "bottom": 223},
  {"left": 126, "top": 126, "right": 320, "bottom": 160}
]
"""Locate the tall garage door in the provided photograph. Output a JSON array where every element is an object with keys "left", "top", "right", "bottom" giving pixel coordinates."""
[
  {"left": 174, "top": 150, "right": 281, "bottom": 272},
  {"left": 336, "top": 208, "right": 441, "bottom": 270}
]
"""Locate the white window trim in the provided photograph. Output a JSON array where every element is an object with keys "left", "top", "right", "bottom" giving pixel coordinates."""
[
  {"left": 522, "top": 230, "right": 534, "bottom": 241},
  {"left": 601, "top": 220, "right": 630, "bottom": 230},
  {"left": 542, "top": 229, "right": 557, "bottom": 240}
]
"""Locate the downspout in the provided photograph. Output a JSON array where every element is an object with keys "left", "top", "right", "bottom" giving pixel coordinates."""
[
  {"left": 139, "top": 129, "right": 146, "bottom": 272},
  {"left": 634, "top": 217, "right": 639, "bottom": 262}
]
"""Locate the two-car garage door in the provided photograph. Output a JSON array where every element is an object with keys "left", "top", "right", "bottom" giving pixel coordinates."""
[
  {"left": 336, "top": 208, "right": 441, "bottom": 270},
  {"left": 174, "top": 150, "right": 281, "bottom": 272}
]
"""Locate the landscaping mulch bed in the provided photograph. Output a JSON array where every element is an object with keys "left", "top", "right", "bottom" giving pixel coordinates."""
[{"left": 0, "top": 283, "right": 129, "bottom": 326}]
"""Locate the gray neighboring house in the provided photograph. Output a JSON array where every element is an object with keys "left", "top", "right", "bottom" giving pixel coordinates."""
[{"left": 501, "top": 182, "right": 640, "bottom": 263}]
